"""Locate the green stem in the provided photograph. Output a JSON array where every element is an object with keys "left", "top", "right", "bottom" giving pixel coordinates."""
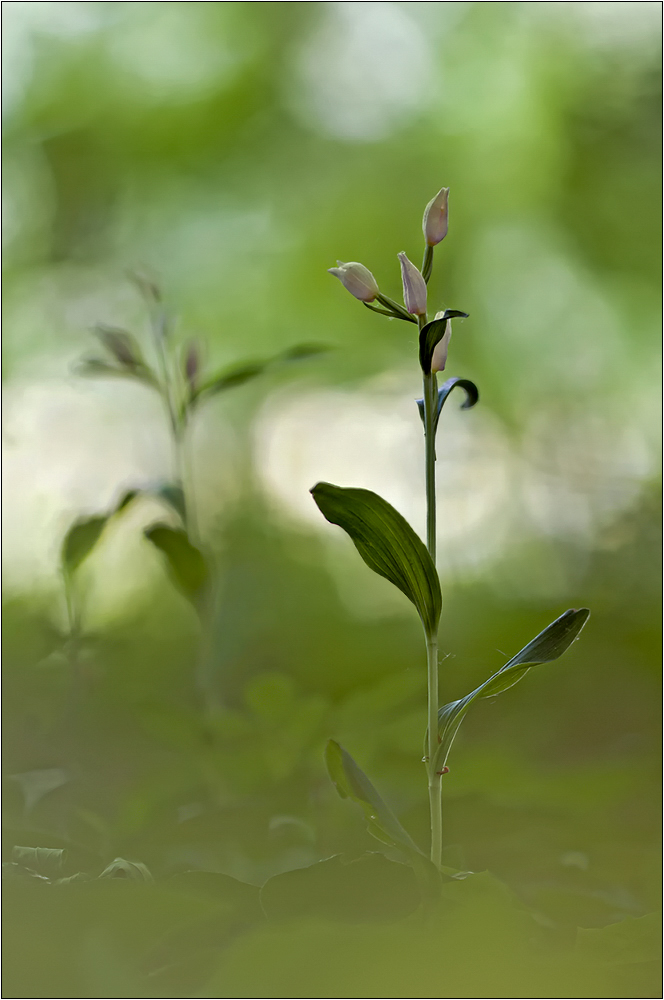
[
  {"left": 63, "top": 568, "right": 82, "bottom": 693},
  {"left": 420, "top": 315, "right": 442, "bottom": 868}
]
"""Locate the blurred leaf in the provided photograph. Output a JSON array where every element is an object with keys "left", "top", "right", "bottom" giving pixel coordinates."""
[
  {"left": 416, "top": 377, "right": 479, "bottom": 433},
  {"left": 144, "top": 524, "right": 210, "bottom": 603},
  {"left": 193, "top": 342, "right": 328, "bottom": 403},
  {"left": 433, "top": 609, "right": 591, "bottom": 772},
  {"left": 61, "top": 515, "right": 108, "bottom": 575},
  {"left": 195, "top": 360, "right": 267, "bottom": 399},
  {"left": 98, "top": 858, "right": 153, "bottom": 881},
  {"left": 2, "top": 862, "right": 50, "bottom": 882},
  {"left": 260, "top": 852, "right": 420, "bottom": 922},
  {"left": 311, "top": 483, "right": 441, "bottom": 637},
  {"left": 8, "top": 768, "right": 69, "bottom": 811},
  {"left": 277, "top": 342, "right": 331, "bottom": 363},
  {"left": 154, "top": 483, "right": 187, "bottom": 521},
  {"left": 93, "top": 325, "right": 144, "bottom": 369},
  {"left": 418, "top": 311, "right": 469, "bottom": 374},
  {"left": 325, "top": 741, "right": 424, "bottom": 862},
  {"left": 168, "top": 871, "right": 261, "bottom": 914},
  {"left": 116, "top": 488, "right": 139, "bottom": 511},
  {"left": 12, "top": 846, "right": 65, "bottom": 876},
  {"left": 75, "top": 355, "right": 157, "bottom": 387},
  {"left": 576, "top": 913, "right": 661, "bottom": 965},
  {"left": 53, "top": 872, "right": 92, "bottom": 886}
]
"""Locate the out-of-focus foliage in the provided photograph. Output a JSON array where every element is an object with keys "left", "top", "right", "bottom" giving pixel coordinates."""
[{"left": 2, "top": 2, "right": 661, "bottom": 997}]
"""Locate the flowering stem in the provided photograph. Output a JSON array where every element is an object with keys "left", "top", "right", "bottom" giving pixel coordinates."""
[{"left": 420, "top": 317, "right": 443, "bottom": 869}]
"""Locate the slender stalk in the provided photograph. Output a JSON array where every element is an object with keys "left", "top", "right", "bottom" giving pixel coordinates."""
[
  {"left": 62, "top": 568, "right": 83, "bottom": 704},
  {"left": 420, "top": 315, "right": 442, "bottom": 868}
]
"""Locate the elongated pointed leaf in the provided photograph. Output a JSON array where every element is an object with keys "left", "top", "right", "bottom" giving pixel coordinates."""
[
  {"left": 325, "top": 741, "right": 441, "bottom": 898},
  {"left": 416, "top": 377, "right": 479, "bottom": 433},
  {"left": 196, "top": 360, "right": 267, "bottom": 398},
  {"left": 325, "top": 740, "right": 422, "bottom": 856},
  {"left": 75, "top": 356, "right": 157, "bottom": 387},
  {"left": 311, "top": 483, "right": 441, "bottom": 636},
  {"left": 278, "top": 342, "right": 331, "bottom": 363},
  {"left": 144, "top": 524, "right": 209, "bottom": 604},
  {"left": 93, "top": 325, "right": 144, "bottom": 369},
  {"left": 433, "top": 609, "right": 590, "bottom": 772},
  {"left": 419, "top": 310, "right": 469, "bottom": 374},
  {"left": 61, "top": 516, "right": 108, "bottom": 574}
]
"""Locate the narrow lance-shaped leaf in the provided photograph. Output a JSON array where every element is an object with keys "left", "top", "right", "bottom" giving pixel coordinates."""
[
  {"left": 432, "top": 609, "right": 590, "bottom": 773},
  {"left": 192, "top": 343, "right": 329, "bottom": 405},
  {"left": 325, "top": 741, "right": 440, "bottom": 897},
  {"left": 326, "top": 740, "right": 422, "bottom": 856},
  {"left": 93, "top": 325, "right": 144, "bottom": 369},
  {"left": 419, "top": 310, "right": 469, "bottom": 374},
  {"left": 311, "top": 483, "right": 441, "bottom": 637},
  {"left": 416, "top": 377, "right": 479, "bottom": 434},
  {"left": 144, "top": 524, "right": 209, "bottom": 605}
]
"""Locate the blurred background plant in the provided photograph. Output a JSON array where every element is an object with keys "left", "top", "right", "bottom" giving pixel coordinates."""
[{"left": 2, "top": 2, "right": 661, "bottom": 997}]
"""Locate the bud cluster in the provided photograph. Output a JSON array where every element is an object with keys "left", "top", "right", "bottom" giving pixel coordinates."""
[{"left": 328, "top": 185, "right": 466, "bottom": 372}]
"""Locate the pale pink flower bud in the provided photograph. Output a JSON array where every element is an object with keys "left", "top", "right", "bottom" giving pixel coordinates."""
[
  {"left": 328, "top": 261, "right": 379, "bottom": 302},
  {"left": 422, "top": 187, "right": 449, "bottom": 246},
  {"left": 398, "top": 252, "right": 427, "bottom": 316},
  {"left": 430, "top": 310, "right": 452, "bottom": 372}
]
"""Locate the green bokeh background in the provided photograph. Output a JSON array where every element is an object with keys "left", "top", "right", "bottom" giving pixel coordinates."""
[{"left": 2, "top": 3, "right": 661, "bottom": 997}]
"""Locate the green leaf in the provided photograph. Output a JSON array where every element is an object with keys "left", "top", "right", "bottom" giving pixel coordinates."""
[
  {"left": 310, "top": 483, "right": 441, "bottom": 637},
  {"left": 195, "top": 360, "right": 268, "bottom": 399},
  {"left": 259, "top": 852, "right": 420, "bottom": 922},
  {"left": 2, "top": 862, "right": 49, "bottom": 882},
  {"left": 576, "top": 913, "right": 661, "bottom": 966},
  {"left": 61, "top": 516, "right": 108, "bottom": 574},
  {"left": 12, "top": 846, "right": 65, "bottom": 876},
  {"left": 433, "top": 609, "right": 590, "bottom": 772},
  {"left": 93, "top": 325, "right": 144, "bottom": 369},
  {"left": 416, "top": 377, "right": 479, "bottom": 433},
  {"left": 116, "top": 488, "right": 139, "bottom": 511},
  {"left": 98, "top": 857, "right": 153, "bottom": 881},
  {"left": 154, "top": 483, "right": 187, "bottom": 521},
  {"left": 325, "top": 741, "right": 440, "bottom": 897},
  {"left": 277, "top": 342, "right": 331, "bottom": 363},
  {"left": 144, "top": 524, "right": 209, "bottom": 603},
  {"left": 193, "top": 342, "right": 329, "bottom": 403},
  {"left": 75, "top": 356, "right": 157, "bottom": 387},
  {"left": 325, "top": 741, "right": 422, "bottom": 858},
  {"left": 418, "top": 310, "right": 469, "bottom": 374}
]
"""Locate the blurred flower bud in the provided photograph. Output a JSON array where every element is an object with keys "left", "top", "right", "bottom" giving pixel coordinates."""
[
  {"left": 328, "top": 261, "right": 379, "bottom": 302},
  {"left": 422, "top": 187, "right": 449, "bottom": 246},
  {"left": 398, "top": 253, "right": 427, "bottom": 316},
  {"left": 430, "top": 310, "right": 452, "bottom": 372}
]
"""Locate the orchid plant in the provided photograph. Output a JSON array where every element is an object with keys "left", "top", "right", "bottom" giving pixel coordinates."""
[
  {"left": 60, "top": 273, "right": 327, "bottom": 701},
  {"left": 315, "top": 187, "right": 590, "bottom": 884}
]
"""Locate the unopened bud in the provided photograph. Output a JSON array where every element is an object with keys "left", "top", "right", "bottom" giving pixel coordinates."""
[
  {"left": 422, "top": 187, "right": 449, "bottom": 247},
  {"left": 398, "top": 252, "right": 427, "bottom": 316},
  {"left": 328, "top": 261, "right": 379, "bottom": 302},
  {"left": 430, "top": 311, "right": 452, "bottom": 372}
]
